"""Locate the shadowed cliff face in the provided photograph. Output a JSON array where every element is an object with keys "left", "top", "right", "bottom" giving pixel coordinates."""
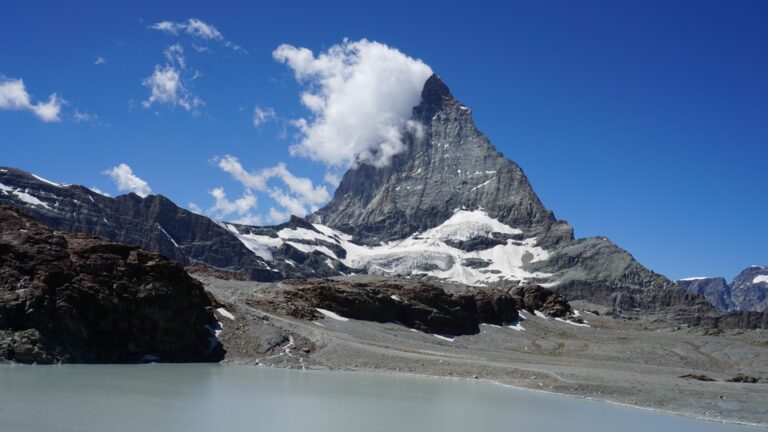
[
  {"left": 0, "top": 205, "right": 224, "bottom": 364},
  {"left": 310, "top": 74, "right": 573, "bottom": 247}
]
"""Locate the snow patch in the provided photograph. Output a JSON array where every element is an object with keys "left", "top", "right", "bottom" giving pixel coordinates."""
[
  {"left": 216, "top": 307, "right": 235, "bottom": 321},
  {"left": 390, "top": 295, "right": 402, "bottom": 302},
  {"left": 433, "top": 334, "right": 455, "bottom": 342},
  {"left": 753, "top": 275, "right": 768, "bottom": 284},
  {"left": 316, "top": 308, "right": 349, "bottom": 322},
  {"left": 470, "top": 176, "right": 495, "bottom": 191},
  {"left": 222, "top": 223, "right": 282, "bottom": 261},
  {"left": 158, "top": 224, "right": 179, "bottom": 248},
  {"left": 534, "top": 310, "right": 549, "bottom": 319},
  {"left": 31, "top": 173, "right": 61, "bottom": 187},
  {"left": 0, "top": 183, "right": 51, "bottom": 209},
  {"left": 554, "top": 317, "right": 590, "bottom": 328}
]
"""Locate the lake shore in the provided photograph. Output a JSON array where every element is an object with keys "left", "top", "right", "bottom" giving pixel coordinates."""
[{"left": 202, "top": 276, "right": 768, "bottom": 427}]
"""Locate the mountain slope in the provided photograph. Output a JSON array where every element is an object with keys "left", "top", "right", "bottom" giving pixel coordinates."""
[{"left": 0, "top": 167, "right": 276, "bottom": 280}]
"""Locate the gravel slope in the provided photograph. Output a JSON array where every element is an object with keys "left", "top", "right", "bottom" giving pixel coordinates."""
[{"left": 200, "top": 275, "right": 768, "bottom": 426}]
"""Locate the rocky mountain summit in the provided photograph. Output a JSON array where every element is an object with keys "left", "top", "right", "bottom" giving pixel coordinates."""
[
  {"left": 0, "top": 204, "right": 223, "bottom": 363},
  {"left": 310, "top": 75, "right": 573, "bottom": 248},
  {"left": 676, "top": 266, "right": 768, "bottom": 312}
]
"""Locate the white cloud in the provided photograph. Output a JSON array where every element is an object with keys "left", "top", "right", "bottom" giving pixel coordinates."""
[
  {"left": 267, "top": 207, "right": 291, "bottom": 224},
  {"left": 89, "top": 186, "right": 111, "bottom": 197},
  {"left": 103, "top": 163, "right": 153, "bottom": 197},
  {"left": 273, "top": 38, "right": 432, "bottom": 168},
  {"left": 188, "top": 202, "right": 202, "bottom": 213},
  {"left": 150, "top": 18, "right": 244, "bottom": 52},
  {"left": 151, "top": 18, "right": 222, "bottom": 40},
  {"left": 214, "top": 154, "right": 329, "bottom": 218},
  {"left": 232, "top": 213, "right": 263, "bottom": 225},
  {"left": 73, "top": 109, "right": 97, "bottom": 123},
  {"left": 323, "top": 172, "right": 341, "bottom": 187},
  {"left": 142, "top": 45, "right": 203, "bottom": 111},
  {"left": 209, "top": 187, "right": 257, "bottom": 216},
  {"left": 164, "top": 43, "right": 185, "bottom": 68},
  {"left": 94, "top": 57, "right": 106, "bottom": 65},
  {"left": 253, "top": 105, "right": 275, "bottom": 127},
  {"left": 0, "top": 78, "right": 63, "bottom": 122}
]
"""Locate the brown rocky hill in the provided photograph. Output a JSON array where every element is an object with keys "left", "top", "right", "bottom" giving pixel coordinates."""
[{"left": 0, "top": 204, "right": 224, "bottom": 364}]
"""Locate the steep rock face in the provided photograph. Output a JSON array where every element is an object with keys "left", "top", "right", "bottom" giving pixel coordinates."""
[
  {"left": 310, "top": 75, "right": 573, "bottom": 247},
  {"left": 0, "top": 168, "right": 275, "bottom": 281},
  {"left": 0, "top": 205, "right": 223, "bottom": 363},
  {"left": 675, "top": 277, "right": 734, "bottom": 312},
  {"left": 730, "top": 266, "right": 768, "bottom": 312}
]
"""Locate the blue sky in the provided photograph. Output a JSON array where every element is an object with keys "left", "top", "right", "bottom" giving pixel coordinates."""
[{"left": 0, "top": 0, "right": 766, "bottom": 281}]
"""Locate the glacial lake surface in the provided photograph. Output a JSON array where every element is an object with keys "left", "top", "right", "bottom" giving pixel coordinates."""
[{"left": 0, "top": 364, "right": 762, "bottom": 432}]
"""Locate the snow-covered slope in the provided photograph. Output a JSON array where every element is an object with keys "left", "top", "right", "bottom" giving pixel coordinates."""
[{"left": 226, "top": 209, "right": 552, "bottom": 286}]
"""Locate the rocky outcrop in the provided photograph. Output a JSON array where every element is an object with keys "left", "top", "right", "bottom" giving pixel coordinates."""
[
  {"left": 251, "top": 278, "right": 577, "bottom": 336},
  {"left": 509, "top": 285, "right": 572, "bottom": 317},
  {"left": 0, "top": 205, "right": 223, "bottom": 363}
]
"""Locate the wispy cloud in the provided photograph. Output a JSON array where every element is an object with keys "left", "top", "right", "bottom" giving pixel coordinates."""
[
  {"left": 253, "top": 105, "right": 275, "bottom": 128},
  {"left": 150, "top": 18, "right": 245, "bottom": 52},
  {"left": 103, "top": 163, "right": 152, "bottom": 197},
  {"left": 142, "top": 44, "right": 203, "bottom": 112},
  {"left": 211, "top": 154, "right": 330, "bottom": 223},
  {"left": 209, "top": 187, "right": 257, "bottom": 216},
  {"left": 0, "top": 77, "right": 63, "bottom": 122},
  {"left": 94, "top": 56, "right": 106, "bottom": 65},
  {"left": 73, "top": 109, "right": 98, "bottom": 123}
]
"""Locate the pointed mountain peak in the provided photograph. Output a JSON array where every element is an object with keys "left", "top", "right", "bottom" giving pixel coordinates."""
[
  {"left": 421, "top": 73, "right": 454, "bottom": 101},
  {"left": 415, "top": 74, "right": 460, "bottom": 120}
]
